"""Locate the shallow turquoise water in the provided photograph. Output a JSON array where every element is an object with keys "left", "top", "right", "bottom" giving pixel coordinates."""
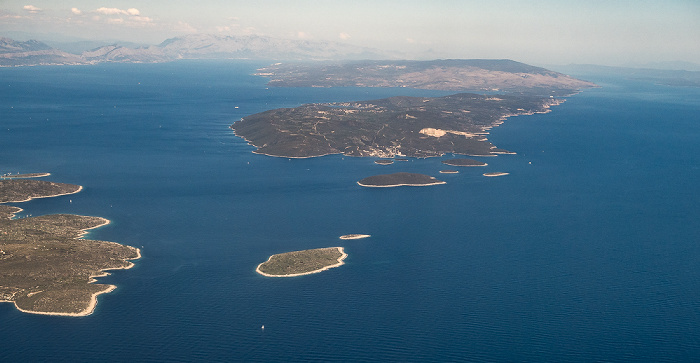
[{"left": 1, "top": 61, "right": 700, "bottom": 362}]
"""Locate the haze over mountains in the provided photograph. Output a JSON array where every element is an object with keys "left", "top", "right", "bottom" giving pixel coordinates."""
[
  {"left": 0, "top": 34, "right": 393, "bottom": 66},
  {"left": 3, "top": 33, "right": 698, "bottom": 87}
]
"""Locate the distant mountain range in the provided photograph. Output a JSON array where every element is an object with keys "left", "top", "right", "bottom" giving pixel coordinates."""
[
  {"left": 0, "top": 34, "right": 393, "bottom": 67},
  {"left": 0, "top": 37, "right": 85, "bottom": 66}
]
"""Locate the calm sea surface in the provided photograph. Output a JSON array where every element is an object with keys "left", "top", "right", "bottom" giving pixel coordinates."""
[{"left": 1, "top": 61, "right": 699, "bottom": 362}]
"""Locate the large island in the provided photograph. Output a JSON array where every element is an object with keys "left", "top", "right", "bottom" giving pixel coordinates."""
[
  {"left": 0, "top": 179, "right": 140, "bottom": 316},
  {"left": 234, "top": 60, "right": 595, "bottom": 159},
  {"left": 233, "top": 93, "right": 562, "bottom": 158},
  {"left": 256, "top": 59, "right": 596, "bottom": 96}
]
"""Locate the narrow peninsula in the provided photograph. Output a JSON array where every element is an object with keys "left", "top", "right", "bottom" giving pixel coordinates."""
[
  {"left": 375, "top": 159, "right": 394, "bottom": 165},
  {"left": 0, "top": 178, "right": 140, "bottom": 316},
  {"left": 442, "top": 158, "right": 488, "bottom": 167},
  {"left": 0, "top": 179, "right": 81, "bottom": 203},
  {"left": 358, "top": 172, "right": 445, "bottom": 187},
  {"left": 256, "top": 247, "right": 347, "bottom": 277},
  {"left": 339, "top": 234, "right": 370, "bottom": 240},
  {"left": 1, "top": 172, "right": 51, "bottom": 179}
]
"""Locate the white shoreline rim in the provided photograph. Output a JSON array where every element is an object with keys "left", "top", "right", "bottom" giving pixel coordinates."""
[
  {"left": 441, "top": 162, "right": 488, "bottom": 167},
  {"left": 339, "top": 234, "right": 371, "bottom": 240},
  {"left": 357, "top": 181, "right": 446, "bottom": 187},
  {"left": 256, "top": 247, "right": 347, "bottom": 277},
  {"left": 1, "top": 172, "right": 51, "bottom": 179},
  {"left": 3, "top": 206, "right": 24, "bottom": 219}
]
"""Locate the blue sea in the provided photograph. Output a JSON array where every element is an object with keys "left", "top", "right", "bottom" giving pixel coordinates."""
[{"left": 1, "top": 61, "right": 700, "bottom": 362}]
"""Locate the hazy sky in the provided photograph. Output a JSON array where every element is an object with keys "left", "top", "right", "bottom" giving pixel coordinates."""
[{"left": 1, "top": 0, "right": 698, "bottom": 65}]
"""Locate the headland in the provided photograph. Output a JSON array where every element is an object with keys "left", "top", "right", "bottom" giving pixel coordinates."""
[
  {"left": 0, "top": 179, "right": 82, "bottom": 203},
  {"left": 0, "top": 178, "right": 141, "bottom": 316}
]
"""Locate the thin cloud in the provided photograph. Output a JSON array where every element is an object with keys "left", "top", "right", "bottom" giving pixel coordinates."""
[
  {"left": 95, "top": 7, "right": 141, "bottom": 16},
  {"left": 0, "top": 9, "right": 24, "bottom": 19},
  {"left": 174, "top": 21, "right": 198, "bottom": 33},
  {"left": 339, "top": 32, "right": 351, "bottom": 40},
  {"left": 0, "top": 14, "right": 24, "bottom": 19},
  {"left": 95, "top": 7, "right": 124, "bottom": 15},
  {"left": 23, "top": 5, "right": 42, "bottom": 13},
  {"left": 90, "top": 7, "right": 152, "bottom": 26},
  {"left": 132, "top": 16, "right": 152, "bottom": 23}
]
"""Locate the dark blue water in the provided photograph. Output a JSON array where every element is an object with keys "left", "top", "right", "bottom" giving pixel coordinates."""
[{"left": 1, "top": 61, "right": 699, "bottom": 362}]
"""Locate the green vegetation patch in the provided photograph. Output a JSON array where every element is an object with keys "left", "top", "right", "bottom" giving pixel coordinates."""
[
  {"left": 0, "top": 179, "right": 80, "bottom": 203},
  {"left": 257, "top": 247, "right": 346, "bottom": 276},
  {"left": 233, "top": 93, "right": 563, "bottom": 158}
]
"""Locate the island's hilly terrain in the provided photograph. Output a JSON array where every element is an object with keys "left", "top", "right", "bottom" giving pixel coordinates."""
[
  {"left": 257, "top": 247, "right": 347, "bottom": 277},
  {"left": 232, "top": 92, "right": 562, "bottom": 158},
  {"left": 256, "top": 59, "right": 596, "bottom": 96},
  {"left": 0, "top": 179, "right": 140, "bottom": 316},
  {"left": 0, "top": 37, "right": 85, "bottom": 66}
]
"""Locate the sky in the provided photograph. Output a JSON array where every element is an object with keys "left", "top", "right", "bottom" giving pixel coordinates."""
[{"left": 1, "top": 0, "right": 698, "bottom": 66}]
